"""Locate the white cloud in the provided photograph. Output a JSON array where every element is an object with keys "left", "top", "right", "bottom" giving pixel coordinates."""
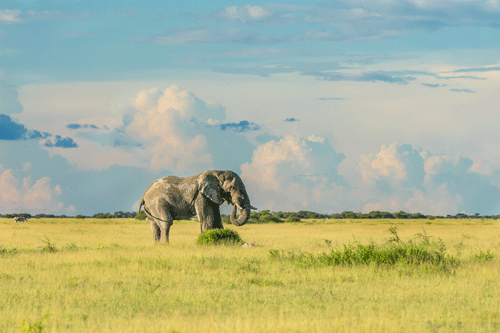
[
  {"left": 26, "top": 85, "right": 231, "bottom": 173},
  {"left": 240, "top": 139, "right": 500, "bottom": 215},
  {"left": 0, "top": 9, "right": 22, "bottom": 24},
  {"left": 124, "top": 85, "right": 228, "bottom": 173},
  {"left": 358, "top": 142, "right": 500, "bottom": 215},
  {"left": 241, "top": 135, "right": 347, "bottom": 212},
  {"left": 221, "top": 5, "right": 273, "bottom": 23},
  {"left": 0, "top": 168, "right": 72, "bottom": 214},
  {"left": 359, "top": 142, "right": 425, "bottom": 187}
]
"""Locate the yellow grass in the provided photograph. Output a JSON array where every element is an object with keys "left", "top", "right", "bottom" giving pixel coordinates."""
[{"left": 1, "top": 217, "right": 499, "bottom": 332}]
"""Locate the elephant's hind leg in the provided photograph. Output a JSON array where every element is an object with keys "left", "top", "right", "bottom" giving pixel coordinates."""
[
  {"left": 148, "top": 217, "right": 161, "bottom": 242},
  {"left": 147, "top": 199, "right": 174, "bottom": 244}
]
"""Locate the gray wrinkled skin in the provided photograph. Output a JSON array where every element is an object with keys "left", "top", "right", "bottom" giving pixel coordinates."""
[{"left": 138, "top": 170, "right": 255, "bottom": 243}]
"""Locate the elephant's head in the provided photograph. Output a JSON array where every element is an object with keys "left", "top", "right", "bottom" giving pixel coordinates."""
[{"left": 198, "top": 170, "right": 256, "bottom": 226}]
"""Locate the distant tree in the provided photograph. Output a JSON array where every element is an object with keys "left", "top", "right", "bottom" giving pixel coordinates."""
[
  {"left": 92, "top": 212, "right": 112, "bottom": 219},
  {"left": 113, "top": 211, "right": 125, "bottom": 218},
  {"left": 341, "top": 211, "right": 358, "bottom": 219},
  {"left": 393, "top": 211, "right": 409, "bottom": 219}
]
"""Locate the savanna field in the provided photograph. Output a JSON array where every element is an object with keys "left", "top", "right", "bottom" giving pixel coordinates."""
[{"left": 1, "top": 217, "right": 499, "bottom": 332}]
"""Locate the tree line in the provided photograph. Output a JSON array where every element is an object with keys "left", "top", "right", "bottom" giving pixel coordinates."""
[{"left": 1, "top": 210, "right": 498, "bottom": 221}]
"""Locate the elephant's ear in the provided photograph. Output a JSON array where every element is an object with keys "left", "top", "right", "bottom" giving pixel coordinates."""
[{"left": 198, "top": 174, "right": 224, "bottom": 205}]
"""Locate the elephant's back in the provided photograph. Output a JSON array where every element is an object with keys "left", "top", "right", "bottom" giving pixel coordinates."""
[{"left": 161, "top": 175, "right": 197, "bottom": 185}]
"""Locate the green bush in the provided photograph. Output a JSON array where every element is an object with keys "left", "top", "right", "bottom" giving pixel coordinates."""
[
  {"left": 135, "top": 211, "right": 147, "bottom": 220},
  {"left": 197, "top": 228, "right": 244, "bottom": 246}
]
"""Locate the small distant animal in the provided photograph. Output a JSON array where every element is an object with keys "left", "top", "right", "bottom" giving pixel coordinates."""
[{"left": 14, "top": 217, "right": 27, "bottom": 223}]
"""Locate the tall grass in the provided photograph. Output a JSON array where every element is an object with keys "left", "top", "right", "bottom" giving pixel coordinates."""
[
  {"left": 0, "top": 218, "right": 499, "bottom": 332},
  {"left": 270, "top": 227, "right": 461, "bottom": 272}
]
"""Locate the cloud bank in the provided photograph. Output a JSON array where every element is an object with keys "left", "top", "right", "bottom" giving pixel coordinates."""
[{"left": 3, "top": 82, "right": 500, "bottom": 216}]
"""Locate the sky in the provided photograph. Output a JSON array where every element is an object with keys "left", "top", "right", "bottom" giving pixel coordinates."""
[{"left": 1, "top": 0, "right": 500, "bottom": 216}]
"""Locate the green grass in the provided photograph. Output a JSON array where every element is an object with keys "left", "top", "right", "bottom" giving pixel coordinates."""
[{"left": 0, "top": 217, "right": 499, "bottom": 332}]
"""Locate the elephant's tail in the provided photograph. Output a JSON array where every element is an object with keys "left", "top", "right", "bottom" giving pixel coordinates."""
[{"left": 138, "top": 198, "right": 145, "bottom": 215}]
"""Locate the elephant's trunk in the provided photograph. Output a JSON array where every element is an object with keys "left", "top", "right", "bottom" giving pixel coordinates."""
[{"left": 230, "top": 204, "right": 250, "bottom": 226}]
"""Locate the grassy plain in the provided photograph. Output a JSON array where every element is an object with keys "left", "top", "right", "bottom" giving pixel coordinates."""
[{"left": 1, "top": 217, "right": 499, "bottom": 332}]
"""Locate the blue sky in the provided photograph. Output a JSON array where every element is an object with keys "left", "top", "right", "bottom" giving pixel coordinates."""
[{"left": 1, "top": 0, "right": 500, "bottom": 216}]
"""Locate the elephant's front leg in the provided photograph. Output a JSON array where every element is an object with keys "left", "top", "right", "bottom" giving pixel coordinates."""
[{"left": 195, "top": 195, "right": 223, "bottom": 232}]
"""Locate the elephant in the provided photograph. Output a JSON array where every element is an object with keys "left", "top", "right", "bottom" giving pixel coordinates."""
[
  {"left": 137, "top": 170, "right": 256, "bottom": 243},
  {"left": 14, "top": 217, "right": 27, "bottom": 223}
]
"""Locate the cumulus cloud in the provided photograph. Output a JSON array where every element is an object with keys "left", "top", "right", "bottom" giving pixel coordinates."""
[
  {"left": 359, "top": 143, "right": 425, "bottom": 189},
  {"left": 0, "top": 167, "right": 72, "bottom": 214},
  {"left": 32, "top": 84, "right": 256, "bottom": 173},
  {"left": 124, "top": 85, "right": 227, "bottom": 173},
  {"left": 240, "top": 139, "right": 500, "bottom": 216},
  {"left": 358, "top": 143, "right": 500, "bottom": 215},
  {"left": 241, "top": 135, "right": 348, "bottom": 212}
]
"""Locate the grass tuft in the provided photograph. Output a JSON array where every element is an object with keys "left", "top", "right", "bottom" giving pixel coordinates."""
[
  {"left": 471, "top": 250, "right": 494, "bottom": 263},
  {"left": 197, "top": 228, "right": 244, "bottom": 246},
  {"left": 63, "top": 241, "right": 78, "bottom": 251},
  {"left": 39, "top": 237, "right": 58, "bottom": 253},
  {"left": 270, "top": 227, "right": 459, "bottom": 271},
  {"left": 20, "top": 313, "right": 50, "bottom": 333},
  {"left": 0, "top": 245, "right": 18, "bottom": 255}
]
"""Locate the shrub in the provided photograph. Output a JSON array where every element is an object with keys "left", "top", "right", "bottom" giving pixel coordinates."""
[
  {"left": 135, "top": 211, "right": 147, "bottom": 220},
  {"left": 197, "top": 228, "right": 244, "bottom": 246}
]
